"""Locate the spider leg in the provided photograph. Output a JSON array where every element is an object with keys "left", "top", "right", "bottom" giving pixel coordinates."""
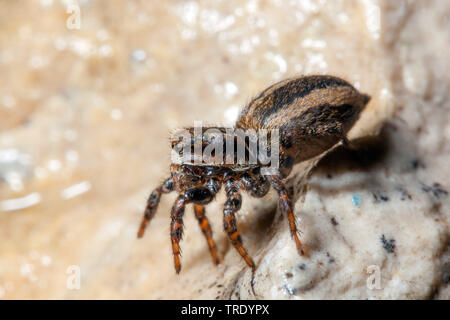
[
  {"left": 193, "top": 205, "right": 220, "bottom": 265},
  {"left": 341, "top": 136, "right": 350, "bottom": 147},
  {"left": 223, "top": 180, "right": 255, "bottom": 269},
  {"left": 342, "top": 135, "right": 359, "bottom": 151},
  {"left": 268, "top": 173, "right": 306, "bottom": 256},
  {"left": 170, "top": 195, "right": 186, "bottom": 273},
  {"left": 137, "top": 177, "right": 174, "bottom": 238}
]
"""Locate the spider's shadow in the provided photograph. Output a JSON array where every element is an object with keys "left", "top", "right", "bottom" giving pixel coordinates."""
[
  {"left": 314, "top": 123, "right": 391, "bottom": 177},
  {"left": 251, "top": 122, "right": 394, "bottom": 245}
]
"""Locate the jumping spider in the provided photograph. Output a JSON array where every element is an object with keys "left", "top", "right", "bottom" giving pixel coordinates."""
[{"left": 138, "top": 75, "right": 370, "bottom": 273}]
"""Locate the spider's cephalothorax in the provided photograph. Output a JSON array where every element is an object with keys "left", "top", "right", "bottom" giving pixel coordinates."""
[{"left": 138, "top": 75, "right": 371, "bottom": 273}]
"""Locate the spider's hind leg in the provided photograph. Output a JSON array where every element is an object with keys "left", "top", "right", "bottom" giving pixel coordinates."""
[
  {"left": 193, "top": 205, "right": 220, "bottom": 265},
  {"left": 138, "top": 177, "right": 174, "bottom": 238},
  {"left": 268, "top": 173, "right": 306, "bottom": 256}
]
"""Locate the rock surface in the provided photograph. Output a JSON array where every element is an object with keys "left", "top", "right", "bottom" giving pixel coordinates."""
[{"left": 0, "top": 0, "right": 448, "bottom": 299}]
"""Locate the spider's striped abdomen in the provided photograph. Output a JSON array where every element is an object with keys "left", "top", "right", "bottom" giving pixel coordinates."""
[{"left": 235, "top": 75, "right": 370, "bottom": 176}]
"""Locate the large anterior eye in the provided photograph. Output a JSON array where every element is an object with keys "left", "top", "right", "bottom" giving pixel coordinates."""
[{"left": 187, "top": 187, "right": 213, "bottom": 205}]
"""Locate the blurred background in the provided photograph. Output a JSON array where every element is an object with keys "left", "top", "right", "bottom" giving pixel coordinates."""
[{"left": 0, "top": 0, "right": 448, "bottom": 299}]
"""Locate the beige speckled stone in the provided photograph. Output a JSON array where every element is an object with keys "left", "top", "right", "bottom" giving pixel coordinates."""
[{"left": 0, "top": 0, "right": 448, "bottom": 299}]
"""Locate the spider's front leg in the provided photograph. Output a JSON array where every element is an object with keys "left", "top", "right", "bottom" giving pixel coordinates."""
[
  {"left": 170, "top": 195, "right": 187, "bottom": 273},
  {"left": 267, "top": 173, "right": 306, "bottom": 256},
  {"left": 138, "top": 177, "right": 174, "bottom": 238},
  {"left": 193, "top": 205, "right": 219, "bottom": 265},
  {"left": 223, "top": 179, "right": 255, "bottom": 270}
]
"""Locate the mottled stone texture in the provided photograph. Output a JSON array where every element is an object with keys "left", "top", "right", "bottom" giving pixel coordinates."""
[{"left": 0, "top": 0, "right": 448, "bottom": 299}]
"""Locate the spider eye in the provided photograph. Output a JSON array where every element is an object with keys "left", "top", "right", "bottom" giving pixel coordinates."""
[{"left": 186, "top": 187, "right": 213, "bottom": 205}]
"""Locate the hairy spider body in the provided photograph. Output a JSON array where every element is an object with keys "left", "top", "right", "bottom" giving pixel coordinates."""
[{"left": 138, "top": 75, "right": 371, "bottom": 273}]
